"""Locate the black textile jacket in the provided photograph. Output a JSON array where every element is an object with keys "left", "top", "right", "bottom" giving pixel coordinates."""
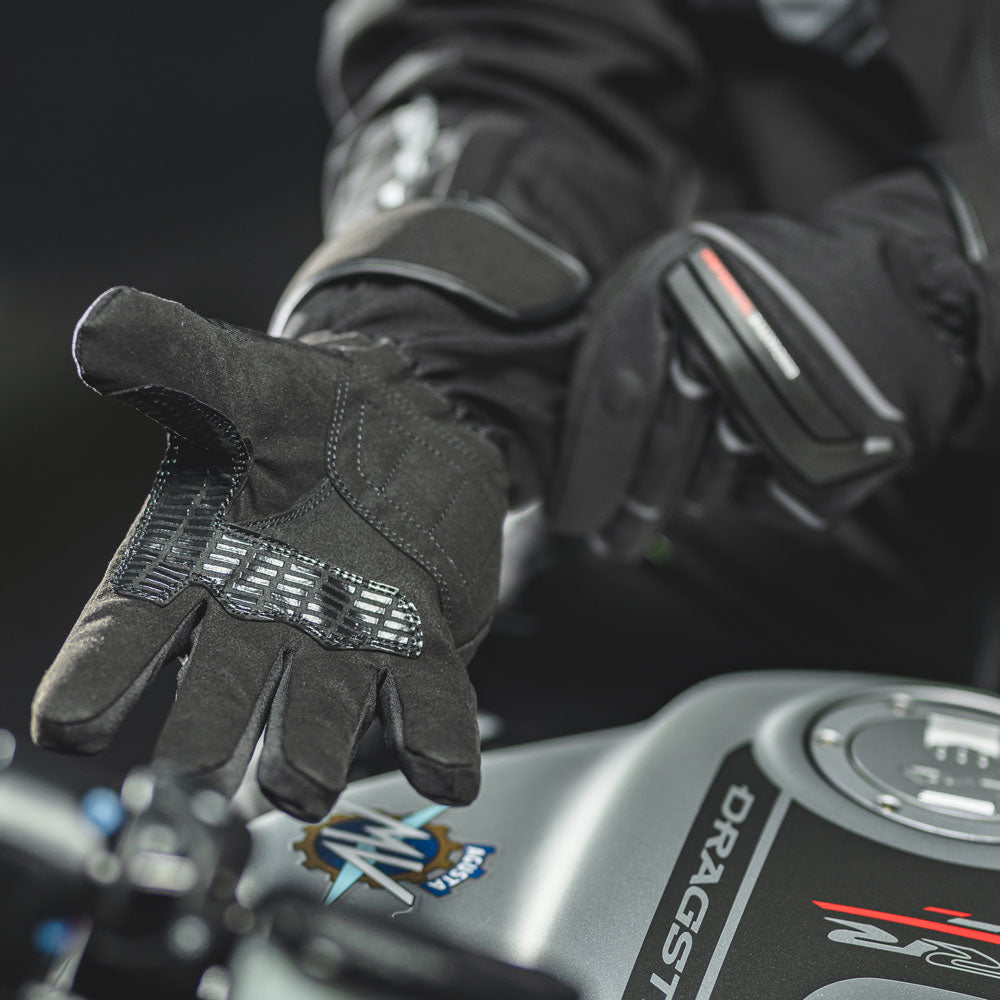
[
  {"left": 310, "top": 0, "right": 1000, "bottom": 681},
  {"left": 317, "top": 0, "right": 1000, "bottom": 269}
]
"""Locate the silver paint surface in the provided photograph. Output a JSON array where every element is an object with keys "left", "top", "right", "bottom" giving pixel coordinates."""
[{"left": 240, "top": 672, "right": 1000, "bottom": 999}]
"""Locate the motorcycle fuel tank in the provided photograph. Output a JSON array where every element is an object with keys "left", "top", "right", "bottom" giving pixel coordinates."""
[{"left": 240, "top": 672, "right": 1000, "bottom": 999}]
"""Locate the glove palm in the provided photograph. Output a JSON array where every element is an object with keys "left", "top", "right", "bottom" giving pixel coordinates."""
[{"left": 32, "top": 287, "right": 507, "bottom": 819}]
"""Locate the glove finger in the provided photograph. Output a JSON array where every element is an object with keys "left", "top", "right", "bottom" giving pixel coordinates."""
[
  {"left": 258, "top": 647, "right": 380, "bottom": 821},
  {"left": 685, "top": 410, "right": 760, "bottom": 509},
  {"left": 153, "top": 603, "right": 293, "bottom": 796},
  {"left": 71, "top": 286, "right": 282, "bottom": 426},
  {"left": 598, "top": 354, "right": 715, "bottom": 559},
  {"left": 378, "top": 622, "right": 480, "bottom": 806},
  {"left": 32, "top": 576, "right": 207, "bottom": 755},
  {"left": 742, "top": 473, "right": 831, "bottom": 531}
]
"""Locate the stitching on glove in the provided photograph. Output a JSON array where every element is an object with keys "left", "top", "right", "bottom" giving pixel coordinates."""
[
  {"left": 354, "top": 451, "right": 472, "bottom": 601},
  {"left": 355, "top": 394, "right": 495, "bottom": 534},
  {"left": 355, "top": 403, "right": 415, "bottom": 493},
  {"left": 361, "top": 354, "right": 499, "bottom": 468},
  {"left": 326, "top": 377, "right": 457, "bottom": 619},
  {"left": 353, "top": 402, "right": 475, "bottom": 592},
  {"left": 244, "top": 480, "right": 335, "bottom": 531},
  {"left": 357, "top": 397, "right": 489, "bottom": 493},
  {"left": 430, "top": 479, "right": 466, "bottom": 532},
  {"left": 112, "top": 387, "right": 424, "bottom": 656}
]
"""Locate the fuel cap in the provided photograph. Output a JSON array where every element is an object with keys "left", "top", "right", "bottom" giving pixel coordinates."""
[{"left": 809, "top": 686, "right": 1000, "bottom": 841}]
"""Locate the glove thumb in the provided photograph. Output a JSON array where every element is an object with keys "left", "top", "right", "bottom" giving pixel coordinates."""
[{"left": 71, "top": 286, "right": 269, "bottom": 425}]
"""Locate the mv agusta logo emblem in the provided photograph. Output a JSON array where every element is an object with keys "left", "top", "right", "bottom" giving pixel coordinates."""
[
  {"left": 294, "top": 801, "right": 495, "bottom": 906},
  {"left": 815, "top": 898, "right": 1000, "bottom": 984}
]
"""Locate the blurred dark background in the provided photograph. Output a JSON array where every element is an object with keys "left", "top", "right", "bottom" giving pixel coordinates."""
[{"left": 1, "top": 2, "right": 333, "bottom": 790}]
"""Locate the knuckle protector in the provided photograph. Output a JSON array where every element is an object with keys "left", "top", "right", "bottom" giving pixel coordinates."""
[
  {"left": 549, "top": 221, "right": 918, "bottom": 551},
  {"left": 668, "top": 223, "right": 913, "bottom": 503}
]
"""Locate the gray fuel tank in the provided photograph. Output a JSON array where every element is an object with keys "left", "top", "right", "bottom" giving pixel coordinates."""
[{"left": 240, "top": 672, "right": 1000, "bottom": 999}]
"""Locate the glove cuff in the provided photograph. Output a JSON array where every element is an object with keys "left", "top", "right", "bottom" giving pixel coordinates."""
[{"left": 268, "top": 198, "right": 590, "bottom": 338}]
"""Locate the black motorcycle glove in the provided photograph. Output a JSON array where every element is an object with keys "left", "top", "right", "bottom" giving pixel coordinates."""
[
  {"left": 31, "top": 287, "right": 508, "bottom": 820},
  {"left": 264, "top": 197, "right": 592, "bottom": 508},
  {"left": 279, "top": 277, "right": 581, "bottom": 509},
  {"left": 550, "top": 167, "right": 993, "bottom": 558}
]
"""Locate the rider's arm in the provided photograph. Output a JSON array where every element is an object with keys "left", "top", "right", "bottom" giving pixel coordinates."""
[{"left": 315, "top": 0, "right": 707, "bottom": 273}]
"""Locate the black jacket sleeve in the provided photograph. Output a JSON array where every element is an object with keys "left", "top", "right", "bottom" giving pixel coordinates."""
[
  {"left": 316, "top": 0, "right": 708, "bottom": 274},
  {"left": 307, "top": 2, "right": 1000, "bottom": 508}
]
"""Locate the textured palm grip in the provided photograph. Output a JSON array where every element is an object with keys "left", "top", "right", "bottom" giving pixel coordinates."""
[
  {"left": 113, "top": 387, "right": 423, "bottom": 656},
  {"left": 32, "top": 286, "right": 504, "bottom": 819}
]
